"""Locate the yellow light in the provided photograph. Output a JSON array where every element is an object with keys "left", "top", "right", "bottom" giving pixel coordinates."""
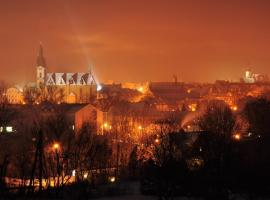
[
  {"left": 138, "top": 87, "right": 144, "bottom": 92},
  {"left": 83, "top": 173, "right": 88, "bottom": 179},
  {"left": 53, "top": 143, "right": 60, "bottom": 150},
  {"left": 187, "top": 89, "right": 191, "bottom": 93},
  {"left": 109, "top": 176, "right": 116, "bottom": 183},
  {"left": 189, "top": 103, "right": 197, "bottom": 112},
  {"left": 103, "top": 123, "right": 108, "bottom": 128},
  {"left": 155, "top": 139, "right": 159, "bottom": 143},
  {"left": 138, "top": 125, "right": 142, "bottom": 130},
  {"left": 232, "top": 106, "right": 238, "bottom": 111},
  {"left": 233, "top": 134, "right": 241, "bottom": 140}
]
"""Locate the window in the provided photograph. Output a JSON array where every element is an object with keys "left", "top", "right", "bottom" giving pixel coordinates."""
[{"left": 6, "top": 126, "right": 13, "bottom": 132}]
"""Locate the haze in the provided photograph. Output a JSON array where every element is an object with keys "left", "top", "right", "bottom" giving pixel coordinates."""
[{"left": 1, "top": 0, "right": 270, "bottom": 83}]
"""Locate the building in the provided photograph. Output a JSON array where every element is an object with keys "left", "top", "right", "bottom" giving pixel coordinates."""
[
  {"left": 0, "top": 104, "right": 102, "bottom": 135},
  {"left": 6, "top": 86, "right": 24, "bottom": 104},
  {"left": 243, "top": 69, "right": 269, "bottom": 83},
  {"left": 36, "top": 43, "right": 98, "bottom": 103}
]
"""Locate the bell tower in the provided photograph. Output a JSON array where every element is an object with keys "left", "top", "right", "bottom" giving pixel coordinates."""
[{"left": 36, "top": 42, "right": 46, "bottom": 88}]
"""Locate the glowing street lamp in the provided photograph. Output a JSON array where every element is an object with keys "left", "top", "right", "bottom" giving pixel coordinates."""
[
  {"left": 233, "top": 134, "right": 241, "bottom": 140},
  {"left": 109, "top": 176, "right": 116, "bottom": 183},
  {"left": 53, "top": 142, "right": 61, "bottom": 187},
  {"left": 83, "top": 172, "right": 88, "bottom": 179},
  {"left": 232, "top": 105, "right": 238, "bottom": 111},
  {"left": 53, "top": 142, "right": 60, "bottom": 151},
  {"left": 138, "top": 125, "right": 142, "bottom": 130}
]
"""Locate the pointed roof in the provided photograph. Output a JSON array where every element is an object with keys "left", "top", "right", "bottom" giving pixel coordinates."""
[{"left": 37, "top": 42, "right": 46, "bottom": 67}]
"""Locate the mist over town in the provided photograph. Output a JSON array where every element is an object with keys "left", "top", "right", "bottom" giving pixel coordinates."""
[{"left": 1, "top": 0, "right": 270, "bottom": 199}]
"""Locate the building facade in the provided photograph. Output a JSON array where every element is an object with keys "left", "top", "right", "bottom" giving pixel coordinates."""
[{"left": 36, "top": 44, "right": 97, "bottom": 103}]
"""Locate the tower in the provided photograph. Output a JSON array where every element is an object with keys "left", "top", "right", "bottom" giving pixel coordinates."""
[{"left": 36, "top": 43, "right": 46, "bottom": 88}]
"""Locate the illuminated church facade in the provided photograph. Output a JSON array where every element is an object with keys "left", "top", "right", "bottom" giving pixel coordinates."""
[{"left": 36, "top": 44, "right": 98, "bottom": 104}]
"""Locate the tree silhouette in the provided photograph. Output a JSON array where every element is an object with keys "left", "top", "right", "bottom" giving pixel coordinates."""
[
  {"left": 243, "top": 97, "right": 270, "bottom": 138},
  {"left": 198, "top": 100, "right": 235, "bottom": 191}
]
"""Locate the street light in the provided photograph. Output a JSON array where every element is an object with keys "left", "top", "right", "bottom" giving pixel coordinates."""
[
  {"left": 103, "top": 122, "right": 108, "bottom": 128},
  {"left": 83, "top": 172, "right": 88, "bottom": 179},
  {"left": 109, "top": 176, "right": 116, "bottom": 183},
  {"left": 233, "top": 134, "right": 241, "bottom": 140},
  {"left": 53, "top": 142, "right": 60, "bottom": 151},
  {"left": 53, "top": 142, "right": 61, "bottom": 187},
  {"left": 231, "top": 105, "right": 238, "bottom": 111}
]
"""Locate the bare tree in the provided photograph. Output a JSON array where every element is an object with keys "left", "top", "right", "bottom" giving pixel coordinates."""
[
  {"left": 199, "top": 100, "right": 235, "bottom": 139},
  {"left": 71, "top": 123, "right": 111, "bottom": 184},
  {"left": 23, "top": 87, "right": 41, "bottom": 105},
  {"left": 198, "top": 100, "right": 235, "bottom": 178}
]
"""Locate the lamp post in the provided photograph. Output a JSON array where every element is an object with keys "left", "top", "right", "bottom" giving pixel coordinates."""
[{"left": 53, "top": 142, "right": 61, "bottom": 187}]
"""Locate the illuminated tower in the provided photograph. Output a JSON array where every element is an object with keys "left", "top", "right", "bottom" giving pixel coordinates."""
[{"left": 36, "top": 43, "right": 46, "bottom": 88}]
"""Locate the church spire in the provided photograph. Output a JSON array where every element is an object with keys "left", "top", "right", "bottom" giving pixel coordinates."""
[{"left": 37, "top": 42, "right": 46, "bottom": 67}]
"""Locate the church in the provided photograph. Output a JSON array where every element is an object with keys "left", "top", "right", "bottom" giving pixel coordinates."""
[{"left": 36, "top": 43, "right": 98, "bottom": 104}]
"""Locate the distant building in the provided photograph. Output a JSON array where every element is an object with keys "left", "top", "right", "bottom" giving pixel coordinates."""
[
  {"left": 243, "top": 69, "right": 269, "bottom": 83},
  {"left": 148, "top": 82, "right": 201, "bottom": 111},
  {"left": 121, "top": 82, "right": 149, "bottom": 94},
  {"left": 6, "top": 86, "right": 24, "bottom": 104},
  {"left": 2, "top": 104, "right": 101, "bottom": 135},
  {"left": 36, "top": 43, "right": 98, "bottom": 103}
]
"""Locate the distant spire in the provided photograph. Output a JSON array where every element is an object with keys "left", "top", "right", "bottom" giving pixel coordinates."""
[
  {"left": 38, "top": 42, "right": 43, "bottom": 56},
  {"left": 37, "top": 42, "right": 46, "bottom": 67}
]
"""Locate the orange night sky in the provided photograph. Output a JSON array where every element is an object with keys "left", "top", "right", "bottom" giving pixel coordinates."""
[{"left": 1, "top": 0, "right": 270, "bottom": 83}]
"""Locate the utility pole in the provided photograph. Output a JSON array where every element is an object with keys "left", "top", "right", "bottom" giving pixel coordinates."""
[{"left": 29, "top": 129, "right": 45, "bottom": 193}]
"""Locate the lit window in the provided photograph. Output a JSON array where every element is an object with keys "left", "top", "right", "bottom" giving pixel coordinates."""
[
  {"left": 6, "top": 126, "right": 13, "bottom": 132},
  {"left": 0, "top": 127, "right": 3, "bottom": 132}
]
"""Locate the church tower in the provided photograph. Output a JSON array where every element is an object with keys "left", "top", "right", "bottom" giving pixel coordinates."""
[{"left": 36, "top": 43, "right": 46, "bottom": 88}]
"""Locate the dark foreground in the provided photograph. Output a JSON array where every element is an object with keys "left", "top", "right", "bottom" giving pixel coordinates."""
[{"left": 2, "top": 181, "right": 270, "bottom": 200}]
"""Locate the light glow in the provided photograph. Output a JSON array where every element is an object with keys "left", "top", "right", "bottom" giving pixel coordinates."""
[
  {"left": 109, "top": 176, "right": 116, "bottom": 183},
  {"left": 233, "top": 134, "right": 241, "bottom": 140},
  {"left": 97, "top": 84, "right": 102, "bottom": 91},
  {"left": 72, "top": 170, "right": 76, "bottom": 177},
  {"left": 53, "top": 143, "right": 60, "bottom": 150},
  {"left": 83, "top": 173, "right": 88, "bottom": 179},
  {"left": 6, "top": 126, "right": 13, "bottom": 132}
]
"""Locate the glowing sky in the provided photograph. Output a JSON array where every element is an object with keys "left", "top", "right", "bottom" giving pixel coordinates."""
[{"left": 1, "top": 0, "right": 270, "bottom": 83}]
